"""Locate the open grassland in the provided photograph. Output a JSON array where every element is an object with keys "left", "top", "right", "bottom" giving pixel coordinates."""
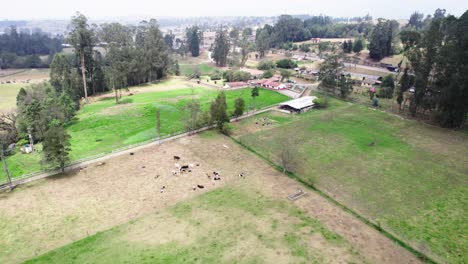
[
  {"left": 24, "top": 186, "right": 366, "bottom": 264},
  {"left": 0, "top": 85, "right": 288, "bottom": 180},
  {"left": 232, "top": 99, "right": 468, "bottom": 263}
]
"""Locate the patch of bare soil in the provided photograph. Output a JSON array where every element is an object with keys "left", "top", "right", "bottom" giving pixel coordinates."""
[{"left": 0, "top": 133, "right": 421, "bottom": 264}]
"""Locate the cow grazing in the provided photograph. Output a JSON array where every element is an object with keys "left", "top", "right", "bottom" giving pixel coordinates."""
[
  {"left": 197, "top": 185, "right": 205, "bottom": 189},
  {"left": 174, "top": 156, "right": 181, "bottom": 161}
]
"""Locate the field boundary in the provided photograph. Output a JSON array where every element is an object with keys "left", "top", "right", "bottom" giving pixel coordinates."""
[
  {"left": 0, "top": 106, "right": 276, "bottom": 191},
  {"left": 227, "top": 135, "right": 440, "bottom": 264}
]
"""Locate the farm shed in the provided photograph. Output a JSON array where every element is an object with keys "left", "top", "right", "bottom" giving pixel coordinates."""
[{"left": 279, "top": 96, "right": 317, "bottom": 113}]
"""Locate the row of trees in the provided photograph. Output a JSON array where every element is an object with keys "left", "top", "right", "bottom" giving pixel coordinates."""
[
  {"left": 342, "top": 38, "right": 365, "bottom": 54},
  {"left": 254, "top": 15, "right": 373, "bottom": 58},
  {"left": 400, "top": 10, "right": 468, "bottom": 128},
  {"left": 368, "top": 19, "right": 400, "bottom": 60},
  {"left": 0, "top": 27, "right": 62, "bottom": 69}
]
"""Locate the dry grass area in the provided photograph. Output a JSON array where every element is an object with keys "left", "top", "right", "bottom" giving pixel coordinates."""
[
  {"left": 0, "top": 69, "right": 50, "bottom": 111},
  {"left": 0, "top": 69, "right": 50, "bottom": 84},
  {"left": 0, "top": 132, "right": 420, "bottom": 264}
]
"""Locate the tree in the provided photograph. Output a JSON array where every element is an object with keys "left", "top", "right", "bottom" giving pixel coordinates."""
[
  {"left": 50, "top": 53, "right": 81, "bottom": 102},
  {"left": 278, "top": 137, "right": 297, "bottom": 174},
  {"left": 342, "top": 41, "right": 349, "bottom": 53},
  {"left": 276, "top": 59, "right": 297, "bottom": 69},
  {"left": 397, "top": 67, "right": 413, "bottom": 109},
  {"left": 319, "top": 54, "right": 344, "bottom": 88},
  {"left": 210, "top": 92, "right": 229, "bottom": 132},
  {"left": 353, "top": 37, "right": 364, "bottom": 53},
  {"left": 379, "top": 74, "right": 395, "bottom": 98},
  {"left": 346, "top": 40, "right": 353, "bottom": 53},
  {"left": 280, "top": 69, "right": 291, "bottom": 82},
  {"left": 368, "top": 19, "right": 399, "bottom": 60},
  {"left": 233, "top": 98, "right": 245, "bottom": 118},
  {"left": 0, "top": 134, "right": 13, "bottom": 187},
  {"left": 212, "top": 29, "right": 230, "bottom": 67},
  {"left": 183, "top": 100, "right": 202, "bottom": 134},
  {"left": 142, "top": 19, "right": 170, "bottom": 82},
  {"left": 42, "top": 124, "right": 71, "bottom": 172},
  {"left": 186, "top": 26, "right": 201, "bottom": 57},
  {"left": 239, "top": 30, "right": 253, "bottom": 67},
  {"left": 257, "top": 60, "right": 276, "bottom": 70},
  {"left": 256, "top": 28, "right": 270, "bottom": 58},
  {"left": 407, "top": 12, "right": 425, "bottom": 29},
  {"left": 67, "top": 12, "right": 95, "bottom": 103},
  {"left": 403, "top": 10, "right": 468, "bottom": 127},
  {"left": 338, "top": 74, "right": 353, "bottom": 98},
  {"left": 251, "top": 86, "right": 260, "bottom": 110}
]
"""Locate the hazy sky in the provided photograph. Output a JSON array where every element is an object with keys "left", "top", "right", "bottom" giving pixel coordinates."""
[{"left": 0, "top": 0, "right": 466, "bottom": 20}]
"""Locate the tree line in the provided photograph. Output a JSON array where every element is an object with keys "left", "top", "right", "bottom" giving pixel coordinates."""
[
  {"left": 0, "top": 27, "right": 62, "bottom": 69},
  {"left": 50, "top": 13, "right": 171, "bottom": 105},
  {"left": 400, "top": 9, "right": 468, "bottom": 128}
]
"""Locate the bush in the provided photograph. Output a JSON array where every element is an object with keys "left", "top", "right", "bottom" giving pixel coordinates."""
[
  {"left": 313, "top": 97, "right": 329, "bottom": 109},
  {"left": 262, "top": 69, "right": 274, "bottom": 79},
  {"left": 378, "top": 87, "right": 394, "bottom": 98},
  {"left": 223, "top": 70, "right": 251, "bottom": 82},
  {"left": 257, "top": 60, "right": 276, "bottom": 70},
  {"left": 276, "top": 59, "right": 298, "bottom": 69},
  {"left": 210, "top": 70, "right": 223, "bottom": 80}
]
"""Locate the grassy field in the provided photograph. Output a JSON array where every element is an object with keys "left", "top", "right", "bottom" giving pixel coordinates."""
[
  {"left": 232, "top": 98, "right": 468, "bottom": 263},
  {"left": 0, "top": 69, "right": 50, "bottom": 111},
  {"left": 24, "top": 185, "right": 365, "bottom": 264},
  {"left": 0, "top": 85, "right": 288, "bottom": 180},
  {"left": 0, "top": 83, "right": 24, "bottom": 111},
  {"left": 180, "top": 63, "right": 217, "bottom": 76}
]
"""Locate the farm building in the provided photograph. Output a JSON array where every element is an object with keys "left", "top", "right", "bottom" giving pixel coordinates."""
[{"left": 279, "top": 96, "right": 318, "bottom": 113}]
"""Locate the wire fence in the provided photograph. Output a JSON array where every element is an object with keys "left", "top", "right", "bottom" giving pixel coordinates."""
[{"left": 0, "top": 104, "right": 277, "bottom": 189}]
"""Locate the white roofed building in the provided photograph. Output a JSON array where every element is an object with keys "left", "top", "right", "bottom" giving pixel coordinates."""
[{"left": 279, "top": 96, "right": 318, "bottom": 113}]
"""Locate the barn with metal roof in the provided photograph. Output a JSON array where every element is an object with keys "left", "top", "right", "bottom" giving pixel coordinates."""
[{"left": 279, "top": 96, "right": 318, "bottom": 113}]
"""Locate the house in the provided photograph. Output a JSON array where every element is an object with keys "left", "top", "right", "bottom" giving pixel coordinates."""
[{"left": 279, "top": 96, "right": 318, "bottom": 113}]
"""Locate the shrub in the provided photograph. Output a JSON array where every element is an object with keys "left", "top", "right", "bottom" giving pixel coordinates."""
[
  {"left": 378, "top": 87, "right": 394, "bottom": 98},
  {"left": 313, "top": 97, "right": 329, "bottom": 109},
  {"left": 223, "top": 70, "right": 251, "bottom": 82},
  {"left": 276, "top": 59, "right": 298, "bottom": 69},
  {"left": 257, "top": 60, "right": 276, "bottom": 70},
  {"left": 262, "top": 69, "right": 274, "bottom": 79},
  {"left": 210, "top": 70, "right": 223, "bottom": 80}
]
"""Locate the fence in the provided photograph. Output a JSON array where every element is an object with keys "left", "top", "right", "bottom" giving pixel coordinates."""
[{"left": 0, "top": 104, "right": 277, "bottom": 190}]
